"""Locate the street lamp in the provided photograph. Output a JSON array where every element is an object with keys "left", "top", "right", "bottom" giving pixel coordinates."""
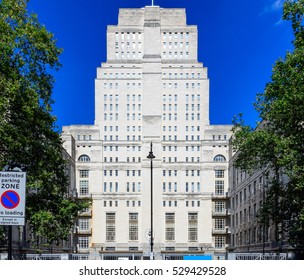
[{"left": 147, "top": 142, "right": 155, "bottom": 260}]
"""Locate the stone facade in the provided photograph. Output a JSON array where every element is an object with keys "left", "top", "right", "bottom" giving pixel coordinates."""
[
  {"left": 62, "top": 6, "right": 232, "bottom": 260},
  {"left": 228, "top": 148, "right": 291, "bottom": 255}
]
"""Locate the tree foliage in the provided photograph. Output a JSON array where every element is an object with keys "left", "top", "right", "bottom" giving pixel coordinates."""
[
  {"left": 232, "top": 0, "right": 304, "bottom": 248},
  {"left": 0, "top": 0, "right": 86, "bottom": 246}
]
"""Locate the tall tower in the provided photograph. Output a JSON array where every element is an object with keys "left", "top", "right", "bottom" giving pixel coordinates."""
[{"left": 63, "top": 6, "right": 232, "bottom": 260}]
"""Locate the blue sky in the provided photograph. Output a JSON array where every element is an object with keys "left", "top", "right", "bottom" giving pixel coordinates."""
[{"left": 27, "top": 0, "right": 293, "bottom": 129}]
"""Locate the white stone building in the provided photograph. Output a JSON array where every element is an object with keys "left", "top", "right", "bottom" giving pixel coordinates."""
[{"left": 62, "top": 5, "right": 232, "bottom": 260}]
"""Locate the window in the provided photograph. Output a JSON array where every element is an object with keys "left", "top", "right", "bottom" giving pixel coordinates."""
[
  {"left": 189, "top": 247, "right": 199, "bottom": 252},
  {"left": 105, "top": 246, "right": 115, "bottom": 251},
  {"left": 78, "top": 155, "right": 90, "bottom": 162},
  {"left": 215, "top": 236, "right": 226, "bottom": 249},
  {"left": 79, "top": 170, "right": 89, "bottom": 178},
  {"left": 215, "top": 218, "right": 225, "bottom": 230},
  {"left": 215, "top": 201, "right": 225, "bottom": 213},
  {"left": 215, "top": 170, "right": 224, "bottom": 178},
  {"left": 106, "top": 213, "right": 115, "bottom": 241},
  {"left": 188, "top": 213, "right": 198, "bottom": 241},
  {"left": 129, "top": 213, "right": 138, "bottom": 241},
  {"left": 168, "top": 182, "right": 172, "bottom": 192},
  {"left": 78, "top": 218, "right": 89, "bottom": 231},
  {"left": 78, "top": 236, "right": 89, "bottom": 250},
  {"left": 214, "top": 155, "right": 226, "bottom": 162},
  {"left": 79, "top": 180, "right": 89, "bottom": 196},
  {"left": 165, "top": 247, "right": 175, "bottom": 251},
  {"left": 165, "top": 213, "right": 175, "bottom": 241},
  {"left": 215, "top": 180, "right": 225, "bottom": 195},
  {"left": 80, "top": 208, "right": 91, "bottom": 215}
]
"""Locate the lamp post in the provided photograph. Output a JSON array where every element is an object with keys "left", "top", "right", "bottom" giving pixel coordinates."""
[{"left": 147, "top": 142, "right": 155, "bottom": 260}]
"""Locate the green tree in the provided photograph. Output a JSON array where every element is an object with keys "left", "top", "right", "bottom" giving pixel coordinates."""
[
  {"left": 232, "top": 0, "right": 304, "bottom": 249},
  {"left": 0, "top": 0, "right": 86, "bottom": 247}
]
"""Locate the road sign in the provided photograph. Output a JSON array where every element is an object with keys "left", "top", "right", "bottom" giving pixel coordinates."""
[
  {"left": 0, "top": 172, "right": 26, "bottom": 226},
  {"left": 1, "top": 190, "right": 20, "bottom": 209}
]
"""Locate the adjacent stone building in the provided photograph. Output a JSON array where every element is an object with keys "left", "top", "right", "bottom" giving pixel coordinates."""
[{"left": 228, "top": 145, "right": 292, "bottom": 256}]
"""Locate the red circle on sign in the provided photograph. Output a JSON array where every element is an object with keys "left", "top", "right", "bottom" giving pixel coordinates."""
[{"left": 1, "top": 190, "right": 20, "bottom": 209}]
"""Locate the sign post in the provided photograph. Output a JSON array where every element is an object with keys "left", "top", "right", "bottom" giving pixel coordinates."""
[
  {"left": 0, "top": 171, "right": 26, "bottom": 260},
  {"left": 0, "top": 172, "right": 26, "bottom": 226}
]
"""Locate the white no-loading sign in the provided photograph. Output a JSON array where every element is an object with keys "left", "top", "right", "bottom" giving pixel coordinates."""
[{"left": 0, "top": 172, "right": 26, "bottom": 226}]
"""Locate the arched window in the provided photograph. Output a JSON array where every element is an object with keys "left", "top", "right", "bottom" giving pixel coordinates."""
[
  {"left": 214, "top": 155, "right": 226, "bottom": 162},
  {"left": 78, "top": 155, "right": 90, "bottom": 162}
]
